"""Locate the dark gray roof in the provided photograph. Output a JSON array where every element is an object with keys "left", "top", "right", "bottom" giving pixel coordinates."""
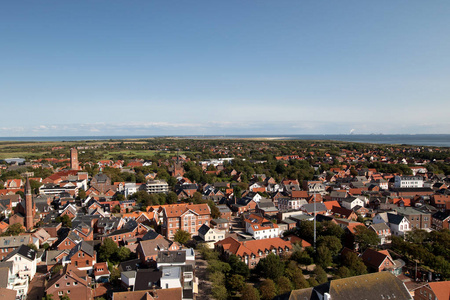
[
  {"left": 4, "top": 244, "right": 36, "bottom": 261},
  {"left": 387, "top": 213, "right": 405, "bottom": 225},
  {"left": 93, "top": 173, "right": 109, "bottom": 183},
  {"left": 157, "top": 251, "right": 186, "bottom": 264},
  {"left": 67, "top": 241, "right": 94, "bottom": 259},
  {"left": 134, "top": 269, "right": 162, "bottom": 291},
  {"left": 142, "top": 230, "right": 160, "bottom": 241},
  {"left": 432, "top": 211, "right": 450, "bottom": 221},
  {"left": 217, "top": 205, "right": 231, "bottom": 213},
  {"left": 197, "top": 224, "right": 210, "bottom": 236},
  {"left": 119, "top": 258, "right": 143, "bottom": 272}
]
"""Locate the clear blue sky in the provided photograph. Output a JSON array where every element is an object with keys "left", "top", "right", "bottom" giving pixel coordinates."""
[{"left": 1, "top": 1, "right": 449, "bottom": 136}]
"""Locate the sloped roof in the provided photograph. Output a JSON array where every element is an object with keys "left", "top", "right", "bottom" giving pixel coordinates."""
[
  {"left": 4, "top": 244, "right": 36, "bottom": 261},
  {"left": 361, "top": 248, "right": 394, "bottom": 269},
  {"left": 215, "top": 237, "right": 292, "bottom": 257},
  {"left": 163, "top": 203, "right": 210, "bottom": 218},
  {"left": 328, "top": 272, "right": 412, "bottom": 300},
  {"left": 427, "top": 281, "right": 450, "bottom": 300}
]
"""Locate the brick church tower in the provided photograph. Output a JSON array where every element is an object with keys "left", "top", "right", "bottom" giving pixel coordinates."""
[
  {"left": 70, "top": 148, "right": 80, "bottom": 170},
  {"left": 25, "top": 177, "right": 34, "bottom": 230}
]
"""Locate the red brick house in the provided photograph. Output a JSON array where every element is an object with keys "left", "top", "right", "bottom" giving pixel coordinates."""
[
  {"left": 160, "top": 203, "right": 211, "bottom": 240},
  {"left": 361, "top": 248, "right": 396, "bottom": 272},
  {"left": 45, "top": 264, "right": 93, "bottom": 300},
  {"left": 64, "top": 241, "right": 97, "bottom": 273}
]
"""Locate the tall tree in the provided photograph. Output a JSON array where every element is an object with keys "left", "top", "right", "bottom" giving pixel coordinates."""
[
  {"left": 240, "top": 285, "right": 260, "bottom": 300},
  {"left": 98, "top": 238, "right": 118, "bottom": 262},
  {"left": 174, "top": 229, "right": 191, "bottom": 245},
  {"left": 256, "top": 253, "right": 285, "bottom": 281},
  {"left": 259, "top": 279, "right": 277, "bottom": 300},
  {"left": 354, "top": 225, "right": 380, "bottom": 251}
]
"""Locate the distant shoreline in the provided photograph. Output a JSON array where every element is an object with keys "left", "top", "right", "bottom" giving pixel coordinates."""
[{"left": 0, "top": 134, "right": 449, "bottom": 147}]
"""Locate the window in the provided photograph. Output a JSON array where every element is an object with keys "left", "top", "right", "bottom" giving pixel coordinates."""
[
  {"left": 66, "top": 282, "right": 70, "bottom": 286},
  {"left": 67, "top": 290, "right": 70, "bottom": 294},
  {"left": 58, "top": 291, "right": 63, "bottom": 296},
  {"left": 73, "top": 282, "right": 78, "bottom": 286},
  {"left": 55, "top": 284, "right": 59, "bottom": 288},
  {"left": 86, "top": 260, "right": 89, "bottom": 265}
]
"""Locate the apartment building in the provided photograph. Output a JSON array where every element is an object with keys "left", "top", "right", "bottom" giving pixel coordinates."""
[{"left": 161, "top": 203, "right": 211, "bottom": 240}]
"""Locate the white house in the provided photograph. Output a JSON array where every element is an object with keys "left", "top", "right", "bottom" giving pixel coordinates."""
[
  {"left": 394, "top": 176, "right": 424, "bottom": 188},
  {"left": 373, "top": 212, "right": 411, "bottom": 236},
  {"left": 0, "top": 260, "right": 28, "bottom": 299},
  {"left": 341, "top": 196, "right": 365, "bottom": 210},
  {"left": 245, "top": 215, "right": 280, "bottom": 240},
  {"left": 160, "top": 266, "right": 182, "bottom": 289},
  {"left": 5, "top": 244, "right": 37, "bottom": 282},
  {"left": 197, "top": 225, "right": 226, "bottom": 248},
  {"left": 124, "top": 183, "right": 140, "bottom": 198},
  {"left": 249, "top": 182, "right": 265, "bottom": 192},
  {"left": 277, "top": 198, "right": 307, "bottom": 211}
]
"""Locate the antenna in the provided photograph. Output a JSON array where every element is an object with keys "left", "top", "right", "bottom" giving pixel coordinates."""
[{"left": 314, "top": 192, "right": 316, "bottom": 251}]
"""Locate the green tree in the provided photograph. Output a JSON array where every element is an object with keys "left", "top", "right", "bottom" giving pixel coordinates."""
[
  {"left": 405, "top": 228, "right": 428, "bottom": 244},
  {"left": 354, "top": 225, "right": 380, "bottom": 251},
  {"left": 341, "top": 251, "right": 367, "bottom": 276},
  {"left": 208, "top": 200, "right": 221, "bottom": 219},
  {"left": 192, "top": 192, "right": 203, "bottom": 203},
  {"left": 212, "top": 284, "right": 228, "bottom": 300},
  {"left": 167, "top": 191, "right": 178, "bottom": 204},
  {"left": 315, "top": 245, "right": 333, "bottom": 268},
  {"left": 115, "top": 246, "right": 131, "bottom": 261},
  {"left": 336, "top": 266, "right": 351, "bottom": 279},
  {"left": 56, "top": 215, "right": 72, "bottom": 228},
  {"left": 240, "top": 285, "right": 260, "bottom": 300},
  {"left": 259, "top": 279, "right": 277, "bottom": 300},
  {"left": 276, "top": 276, "right": 293, "bottom": 295},
  {"left": 227, "top": 274, "right": 246, "bottom": 293},
  {"left": 317, "top": 235, "right": 342, "bottom": 256},
  {"left": 285, "top": 261, "right": 309, "bottom": 289},
  {"left": 77, "top": 188, "right": 87, "bottom": 200},
  {"left": 307, "top": 277, "right": 319, "bottom": 287},
  {"left": 27, "top": 243, "right": 38, "bottom": 251},
  {"left": 173, "top": 229, "right": 191, "bottom": 245},
  {"left": 42, "top": 295, "right": 54, "bottom": 300},
  {"left": 98, "top": 238, "right": 118, "bottom": 262},
  {"left": 256, "top": 253, "right": 285, "bottom": 281},
  {"left": 209, "top": 271, "right": 225, "bottom": 286},
  {"left": 112, "top": 205, "right": 121, "bottom": 213},
  {"left": 2, "top": 223, "right": 25, "bottom": 236},
  {"left": 227, "top": 254, "right": 250, "bottom": 278},
  {"left": 60, "top": 295, "right": 70, "bottom": 300},
  {"left": 314, "top": 266, "right": 328, "bottom": 284},
  {"left": 207, "top": 260, "right": 231, "bottom": 274}
]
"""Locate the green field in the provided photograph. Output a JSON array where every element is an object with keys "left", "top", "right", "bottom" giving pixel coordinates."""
[
  {"left": 0, "top": 151, "right": 50, "bottom": 160},
  {"left": 102, "top": 150, "right": 193, "bottom": 159}
]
